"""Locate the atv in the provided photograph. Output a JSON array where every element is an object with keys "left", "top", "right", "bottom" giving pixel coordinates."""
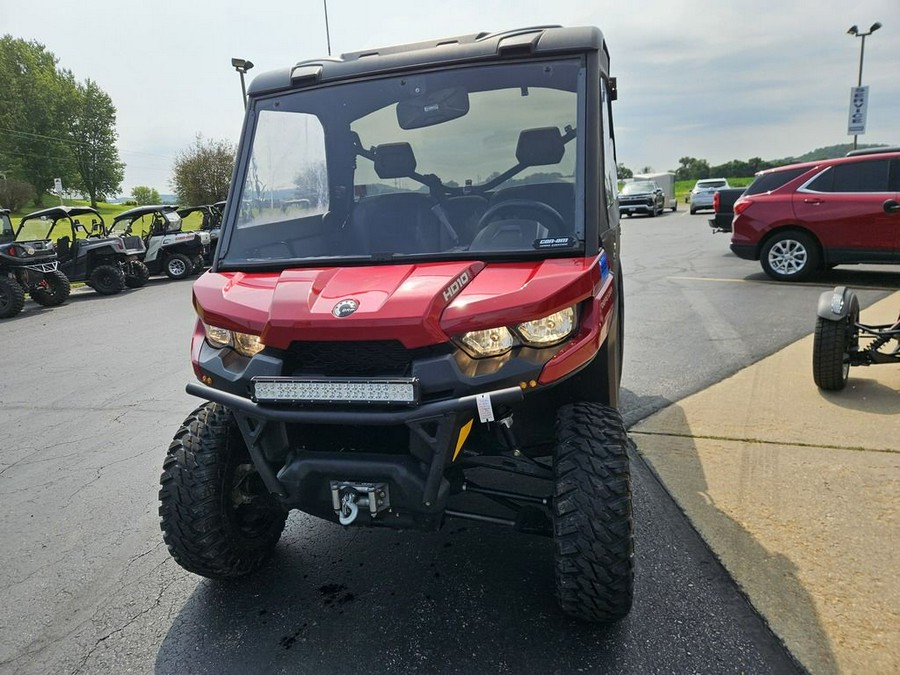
[
  {"left": 159, "top": 26, "right": 632, "bottom": 623},
  {"left": 107, "top": 205, "right": 208, "bottom": 280},
  {"left": 0, "top": 207, "right": 71, "bottom": 318},
  {"left": 813, "top": 286, "right": 900, "bottom": 390},
  {"left": 176, "top": 204, "right": 222, "bottom": 267}
]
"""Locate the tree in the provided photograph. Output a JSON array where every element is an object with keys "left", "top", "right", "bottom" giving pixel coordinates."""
[
  {"left": 616, "top": 163, "right": 633, "bottom": 179},
  {"left": 131, "top": 185, "right": 160, "bottom": 205},
  {"left": 675, "top": 157, "right": 710, "bottom": 181},
  {"left": 171, "top": 135, "right": 235, "bottom": 205},
  {"left": 67, "top": 79, "right": 124, "bottom": 207},
  {"left": 0, "top": 36, "right": 79, "bottom": 204}
]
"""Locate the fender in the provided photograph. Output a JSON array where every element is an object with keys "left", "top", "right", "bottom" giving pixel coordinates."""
[{"left": 816, "top": 286, "right": 859, "bottom": 322}]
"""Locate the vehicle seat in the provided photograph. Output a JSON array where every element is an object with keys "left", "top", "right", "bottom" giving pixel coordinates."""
[
  {"left": 55, "top": 235, "right": 71, "bottom": 259},
  {"left": 487, "top": 127, "right": 575, "bottom": 232},
  {"left": 345, "top": 143, "right": 446, "bottom": 255}
]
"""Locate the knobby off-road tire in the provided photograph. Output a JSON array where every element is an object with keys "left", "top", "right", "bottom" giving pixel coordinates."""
[
  {"left": 553, "top": 402, "right": 633, "bottom": 622},
  {"left": 159, "top": 402, "right": 287, "bottom": 578},
  {"left": 30, "top": 270, "right": 71, "bottom": 306},
  {"left": 813, "top": 314, "right": 856, "bottom": 391},
  {"left": 89, "top": 264, "right": 126, "bottom": 295},
  {"left": 125, "top": 260, "right": 150, "bottom": 288},
  {"left": 191, "top": 255, "right": 205, "bottom": 275},
  {"left": 0, "top": 276, "right": 26, "bottom": 318}
]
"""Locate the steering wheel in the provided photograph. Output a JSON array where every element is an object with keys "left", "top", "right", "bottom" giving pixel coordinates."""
[{"left": 475, "top": 199, "right": 565, "bottom": 236}]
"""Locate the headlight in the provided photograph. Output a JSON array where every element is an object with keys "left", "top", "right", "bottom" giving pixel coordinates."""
[
  {"left": 455, "top": 306, "right": 578, "bottom": 358},
  {"left": 203, "top": 322, "right": 264, "bottom": 356},
  {"left": 457, "top": 326, "right": 516, "bottom": 358},
  {"left": 516, "top": 307, "right": 576, "bottom": 346},
  {"left": 233, "top": 331, "right": 265, "bottom": 357}
]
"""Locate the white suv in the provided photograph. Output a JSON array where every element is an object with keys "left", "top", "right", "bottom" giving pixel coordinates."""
[{"left": 689, "top": 178, "right": 730, "bottom": 214}]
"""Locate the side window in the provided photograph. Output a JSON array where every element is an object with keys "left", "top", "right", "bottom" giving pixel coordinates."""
[{"left": 810, "top": 159, "right": 890, "bottom": 193}]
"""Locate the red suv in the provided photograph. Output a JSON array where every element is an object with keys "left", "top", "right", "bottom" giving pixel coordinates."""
[{"left": 731, "top": 148, "right": 900, "bottom": 281}]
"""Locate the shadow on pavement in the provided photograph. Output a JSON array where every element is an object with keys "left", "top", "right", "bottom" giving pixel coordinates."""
[{"left": 817, "top": 377, "right": 900, "bottom": 415}]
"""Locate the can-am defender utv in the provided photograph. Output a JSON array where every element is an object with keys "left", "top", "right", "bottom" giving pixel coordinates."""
[
  {"left": 0, "top": 207, "right": 71, "bottom": 318},
  {"left": 16, "top": 206, "right": 147, "bottom": 295},
  {"left": 159, "top": 26, "right": 631, "bottom": 622},
  {"left": 107, "top": 205, "right": 208, "bottom": 280}
]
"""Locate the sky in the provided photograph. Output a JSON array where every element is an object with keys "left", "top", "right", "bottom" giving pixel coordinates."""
[{"left": 3, "top": 0, "right": 898, "bottom": 195}]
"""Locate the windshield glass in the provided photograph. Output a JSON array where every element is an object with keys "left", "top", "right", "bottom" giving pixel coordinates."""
[
  {"left": 17, "top": 217, "right": 56, "bottom": 241},
  {"left": 223, "top": 59, "right": 585, "bottom": 268},
  {"left": 621, "top": 182, "right": 655, "bottom": 195}
]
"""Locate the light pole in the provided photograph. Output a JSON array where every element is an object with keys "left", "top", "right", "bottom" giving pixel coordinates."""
[
  {"left": 231, "top": 57, "right": 254, "bottom": 109},
  {"left": 846, "top": 21, "right": 881, "bottom": 150}
]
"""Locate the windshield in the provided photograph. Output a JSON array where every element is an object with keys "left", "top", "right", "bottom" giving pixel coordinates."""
[
  {"left": 17, "top": 217, "right": 56, "bottom": 241},
  {"left": 223, "top": 59, "right": 585, "bottom": 268},
  {"left": 621, "top": 182, "right": 656, "bottom": 195}
]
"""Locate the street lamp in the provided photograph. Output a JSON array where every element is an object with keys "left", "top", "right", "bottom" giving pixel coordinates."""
[
  {"left": 846, "top": 21, "right": 881, "bottom": 150},
  {"left": 231, "top": 57, "right": 254, "bottom": 109}
]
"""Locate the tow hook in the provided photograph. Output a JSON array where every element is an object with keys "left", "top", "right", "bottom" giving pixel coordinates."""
[{"left": 330, "top": 482, "right": 390, "bottom": 526}]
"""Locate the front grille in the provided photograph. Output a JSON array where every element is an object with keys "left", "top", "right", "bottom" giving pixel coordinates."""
[{"left": 282, "top": 340, "right": 448, "bottom": 376}]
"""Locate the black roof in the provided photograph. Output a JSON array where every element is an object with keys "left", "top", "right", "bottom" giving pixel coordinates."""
[
  {"left": 248, "top": 25, "right": 608, "bottom": 97},
  {"left": 19, "top": 205, "right": 102, "bottom": 223},
  {"left": 112, "top": 204, "right": 177, "bottom": 222}
]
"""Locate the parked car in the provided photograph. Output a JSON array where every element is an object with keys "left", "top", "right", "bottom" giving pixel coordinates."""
[
  {"left": 731, "top": 149, "right": 900, "bottom": 281},
  {"left": 689, "top": 178, "right": 730, "bottom": 214},
  {"left": 619, "top": 180, "right": 665, "bottom": 217},
  {"left": 633, "top": 172, "right": 677, "bottom": 211}
]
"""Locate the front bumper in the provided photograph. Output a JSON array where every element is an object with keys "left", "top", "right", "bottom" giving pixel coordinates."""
[{"left": 187, "top": 380, "right": 524, "bottom": 529}]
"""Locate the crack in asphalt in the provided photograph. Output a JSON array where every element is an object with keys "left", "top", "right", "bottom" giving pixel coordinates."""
[{"left": 629, "top": 429, "right": 898, "bottom": 454}]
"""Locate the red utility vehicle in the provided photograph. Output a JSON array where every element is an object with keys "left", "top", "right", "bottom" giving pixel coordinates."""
[{"left": 159, "top": 26, "right": 632, "bottom": 622}]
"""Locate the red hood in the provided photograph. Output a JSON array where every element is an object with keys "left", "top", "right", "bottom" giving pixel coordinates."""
[{"left": 193, "top": 258, "right": 601, "bottom": 349}]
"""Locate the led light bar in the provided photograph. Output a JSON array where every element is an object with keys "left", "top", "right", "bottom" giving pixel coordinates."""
[{"left": 252, "top": 377, "right": 419, "bottom": 405}]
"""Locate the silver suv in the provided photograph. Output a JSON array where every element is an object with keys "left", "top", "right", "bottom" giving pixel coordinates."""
[{"left": 689, "top": 178, "right": 729, "bottom": 214}]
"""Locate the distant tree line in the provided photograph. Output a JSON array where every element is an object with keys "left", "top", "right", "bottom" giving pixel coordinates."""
[
  {"left": 617, "top": 143, "right": 888, "bottom": 182},
  {"left": 0, "top": 35, "right": 124, "bottom": 208}
]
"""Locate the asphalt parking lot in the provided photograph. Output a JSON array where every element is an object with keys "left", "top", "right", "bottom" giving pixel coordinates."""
[{"left": 0, "top": 209, "right": 896, "bottom": 673}]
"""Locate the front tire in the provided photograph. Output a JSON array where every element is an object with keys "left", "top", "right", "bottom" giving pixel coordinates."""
[
  {"left": 813, "top": 311, "right": 857, "bottom": 391},
  {"left": 30, "top": 269, "right": 71, "bottom": 306},
  {"left": 89, "top": 264, "right": 126, "bottom": 295},
  {"left": 164, "top": 253, "right": 193, "bottom": 280},
  {"left": 125, "top": 260, "right": 150, "bottom": 288},
  {"left": 553, "top": 402, "right": 633, "bottom": 622},
  {"left": 159, "top": 403, "right": 287, "bottom": 578},
  {"left": 0, "top": 277, "right": 26, "bottom": 318},
  {"left": 760, "top": 231, "right": 820, "bottom": 282}
]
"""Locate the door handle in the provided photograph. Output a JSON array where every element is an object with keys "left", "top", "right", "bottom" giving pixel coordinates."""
[
  {"left": 803, "top": 198, "right": 823, "bottom": 205},
  {"left": 883, "top": 199, "right": 900, "bottom": 214}
]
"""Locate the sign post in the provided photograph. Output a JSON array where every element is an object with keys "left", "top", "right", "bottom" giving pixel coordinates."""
[{"left": 53, "top": 177, "right": 64, "bottom": 206}]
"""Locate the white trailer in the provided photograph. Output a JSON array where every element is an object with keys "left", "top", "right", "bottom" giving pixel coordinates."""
[{"left": 633, "top": 172, "right": 677, "bottom": 212}]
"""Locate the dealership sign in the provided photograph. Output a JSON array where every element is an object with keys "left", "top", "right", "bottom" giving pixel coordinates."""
[{"left": 847, "top": 86, "right": 868, "bottom": 135}]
